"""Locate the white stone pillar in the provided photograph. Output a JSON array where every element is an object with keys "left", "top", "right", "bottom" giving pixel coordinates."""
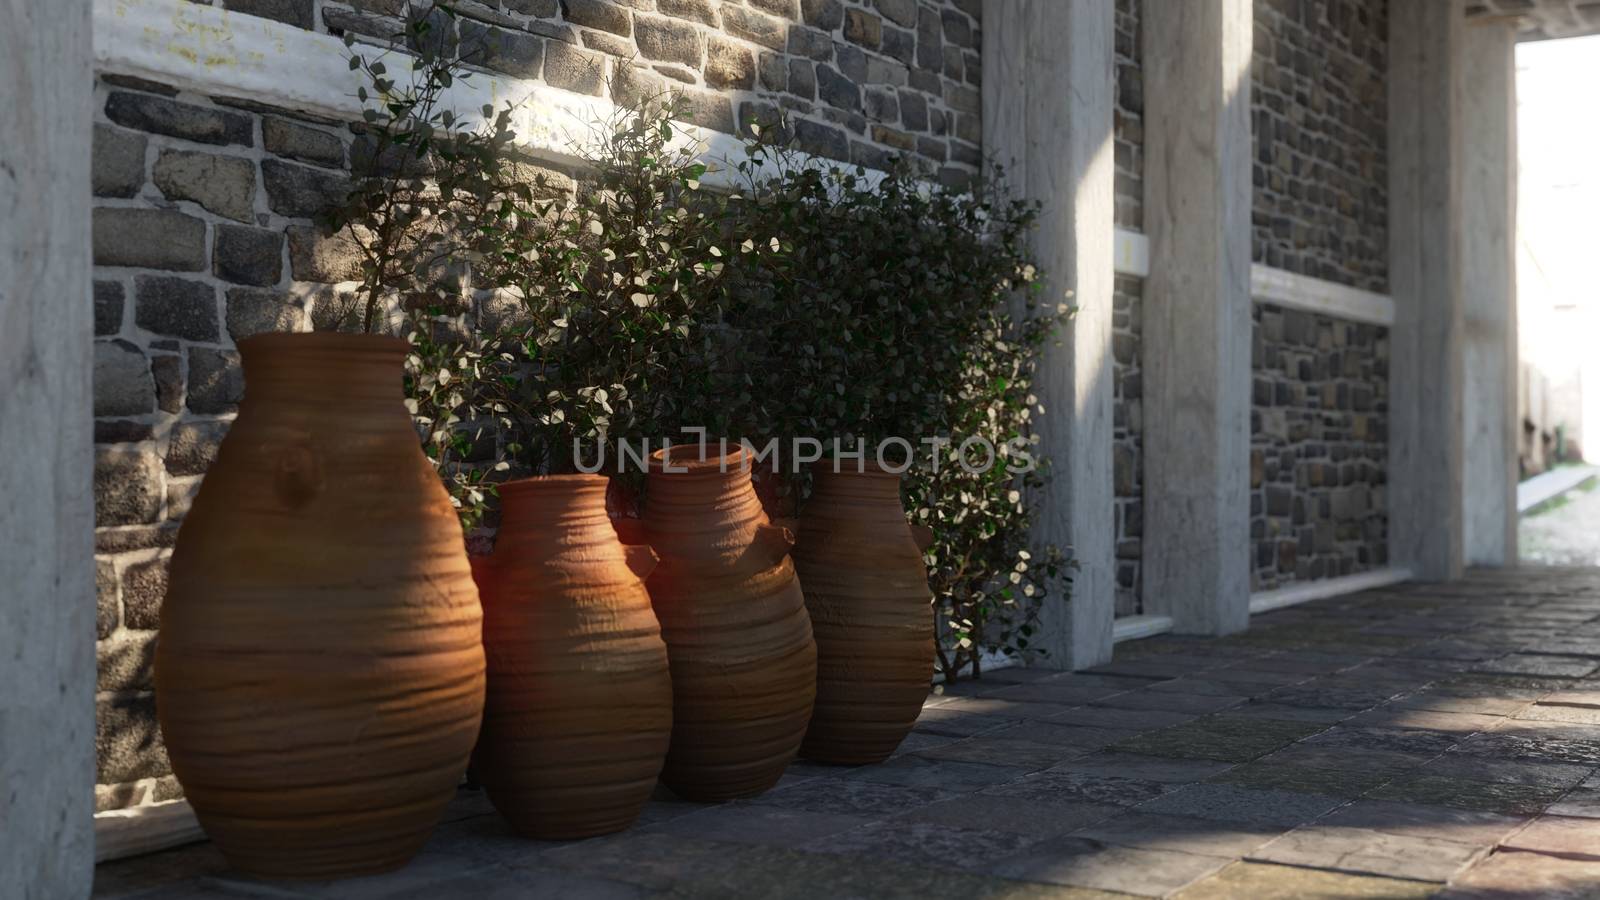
[
  {"left": 1389, "top": 0, "right": 1467, "bottom": 581},
  {"left": 983, "top": 0, "right": 1116, "bottom": 669},
  {"left": 0, "top": 1, "right": 97, "bottom": 896},
  {"left": 1462, "top": 18, "right": 1519, "bottom": 566},
  {"left": 1140, "top": 0, "right": 1254, "bottom": 635}
]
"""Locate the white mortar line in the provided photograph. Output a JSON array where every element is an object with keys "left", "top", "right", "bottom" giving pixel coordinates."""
[{"left": 1248, "top": 566, "right": 1414, "bottom": 616}]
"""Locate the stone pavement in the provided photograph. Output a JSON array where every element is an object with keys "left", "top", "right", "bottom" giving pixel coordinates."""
[
  {"left": 1521, "top": 478, "right": 1600, "bottom": 567},
  {"left": 96, "top": 567, "right": 1600, "bottom": 899}
]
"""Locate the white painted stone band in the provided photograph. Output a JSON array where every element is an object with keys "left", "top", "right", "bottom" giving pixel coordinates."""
[
  {"left": 1248, "top": 566, "right": 1414, "bottom": 615},
  {"left": 1249, "top": 264, "right": 1397, "bottom": 326},
  {"left": 1112, "top": 614, "right": 1173, "bottom": 643},
  {"left": 95, "top": 0, "right": 760, "bottom": 185}
]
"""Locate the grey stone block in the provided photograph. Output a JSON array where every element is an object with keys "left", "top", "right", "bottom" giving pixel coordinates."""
[
  {"left": 151, "top": 354, "right": 183, "bottom": 413},
  {"left": 105, "top": 92, "right": 253, "bottom": 147},
  {"left": 94, "top": 339, "right": 156, "bottom": 417},
  {"left": 842, "top": 8, "right": 881, "bottom": 48},
  {"left": 94, "top": 281, "right": 125, "bottom": 336},
  {"left": 801, "top": 0, "right": 843, "bottom": 30},
  {"left": 167, "top": 420, "right": 229, "bottom": 476},
  {"left": 95, "top": 447, "right": 164, "bottom": 527},
  {"left": 96, "top": 695, "right": 171, "bottom": 784},
  {"left": 186, "top": 348, "right": 244, "bottom": 414},
  {"left": 286, "top": 224, "right": 364, "bottom": 283},
  {"left": 634, "top": 14, "right": 700, "bottom": 66},
  {"left": 224, "top": 0, "right": 314, "bottom": 28},
  {"left": 95, "top": 419, "right": 152, "bottom": 448},
  {"left": 93, "top": 208, "right": 207, "bottom": 271},
  {"left": 705, "top": 35, "right": 755, "bottom": 89},
  {"left": 96, "top": 558, "right": 121, "bottom": 639},
  {"left": 721, "top": 5, "right": 786, "bottom": 50},
  {"left": 561, "top": 0, "right": 631, "bottom": 35},
  {"left": 98, "top": 634, "right": 157, "bottom": 694},
  {"left": 657, "top": 0, "right": 716, "bottom": 26},
  {"left": 121, "top": 556, "right": 169, "bottom": 630},
  {"left": 816, "top": 64, "right": 860, "bottom": 112},
  {"left": 460, "top": 20, "right": 545, "bottom": 78},
  {"left": 93, "top": 124, "right": 147, "bottom": 198},
  {"left": 262, "top": 158, "right": 352, "bottom": 219},
  {"left": 135, "top": 276, "right": 219, "bottom": 342},
  {"left": 261, "top": 117, "right": 346, "bottom": 168},
  {"left": 226, "top": 287, "right": 309, "bottom": 339},
  {"left": 543, "top": 41, "right": 606, "bottom": 95},
  {"left": 213, "top": 224, "right": 283, "bottom": 286},
  {"left": 153, "top": 149, "right": 257, "bottom": 222}
]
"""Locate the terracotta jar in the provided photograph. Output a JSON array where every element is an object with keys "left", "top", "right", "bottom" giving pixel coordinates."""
[
  {"left": 470, "top": 474, "right": 672, "bottom": 839},
  {"left": 640, "top": 444, "right": 817, "bottom": 801},
  {"left": 794, "top": 462, "right": 935, "bottom": 764},
  {"left": 155, "top": 333, "right": 485, "bottom": 880}
]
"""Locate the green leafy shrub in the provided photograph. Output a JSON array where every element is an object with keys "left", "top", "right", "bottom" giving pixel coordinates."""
[
  {"left": 726, "top": 139, "right": 1076, "bottom": 679},
  {"left": 331, "top": 7, "right": 1075, "bottom": 675}
]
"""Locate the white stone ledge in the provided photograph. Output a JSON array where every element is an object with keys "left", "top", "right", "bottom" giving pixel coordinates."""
[
  {"left": 1249, "top": 566, "right": 1414, "bottom": 616},
  {"left": 1112, "top": 614, "right": 1173, "bottom": 643},
  {"left": 95, "top": 800, "right": 203, "bottom": 863},
  {"left": 95, "top": 0, "right": 768, "bottom": 186},
  {"left": 1113, "top": 229, "right": 1149, "bottom": 278},
  {"left": 1249, "top": 265, "right": 1397, "bottom": 326}
]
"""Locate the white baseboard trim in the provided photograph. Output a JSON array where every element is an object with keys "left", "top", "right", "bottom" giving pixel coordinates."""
[
  {"left": 1112, "top": 614, "right": 1174, "bottom": 643},
  {"left": 1249, "top": 566, "right": 1414, "bottom": 616},
  {"left": 1250, "top": 265, "right": 1396, "bottom": 326},
  {"left": 95, "top": 800, "right": 203, "bottom": 863}
]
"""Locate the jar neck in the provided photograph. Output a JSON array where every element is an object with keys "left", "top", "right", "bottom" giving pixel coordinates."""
[
  {"left": 238, "top": 333, "right": 409, "bottom": 409},
  {"left": 498, "top": 475, "right": 612, "bottom": 538}
]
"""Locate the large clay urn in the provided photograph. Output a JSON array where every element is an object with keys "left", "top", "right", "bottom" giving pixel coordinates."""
[
  {"left": 640, "top": 444, "right": 817, "bottom": 801},
  {"left": 794, "top": 462, "right": 935, "bottom": 765},
  {"left": 470, "top": 474, "right": 672, "bottom": 839},
  {"left": 155, "top": 333, "right": 486, "bottom": 879}
]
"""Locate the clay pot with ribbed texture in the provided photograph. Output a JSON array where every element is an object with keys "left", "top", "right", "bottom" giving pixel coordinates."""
[
  {"left": 155, "top": 333, "right": 485, "bottom": 880},
  {"left": 795, "top": 463, "right": 935, "bottom": 764},
  {"left": 640, "top": 444, "right": 817, "bottom": 801},
  {"left": 470, "top": 474, "right": 672, "bottom": 839}
]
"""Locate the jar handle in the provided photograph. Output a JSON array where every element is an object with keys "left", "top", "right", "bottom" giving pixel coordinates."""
[
  {"left": 624, "top": 544, "right": 658, "bottom": 581},
  {"left": 755, "top": 520, "right": 797, "bottom": 565}
]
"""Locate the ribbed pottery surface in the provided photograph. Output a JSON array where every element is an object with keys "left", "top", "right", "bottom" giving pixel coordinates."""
[
  {"left": 796, "top": 465, "right": 934, "bottom": 764},
  {"left": 472, "top": 475, "right": 672, "bottom": 839},
  {"left": 642, "top": 446, "right": 817, "bottom": 801},
  {"left": 155, "top": 333, "right": 485, "bottom": 880}
]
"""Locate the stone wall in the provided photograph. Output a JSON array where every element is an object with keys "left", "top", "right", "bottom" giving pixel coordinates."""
[
  {"left": 1112, "top": 274, "right": 1143, "bottom": 616},
  {"left": 91, "top": 0, "right": 983, "bottom": 811},
  {"left": 1250, "top": 302, "right": 1389, "bottom": 591},
  {"left": 1113, "top": 0, "right": 1142, "bottom": 231},
  {"left": 1250, "top": 0, "right": 1388, "bottom": 292},
  {"left": 1111, "top": 0, "right": 1143, "bottom": 615},
  {"left": 194, "top": 0, "right": 983, "bottom": 185}
]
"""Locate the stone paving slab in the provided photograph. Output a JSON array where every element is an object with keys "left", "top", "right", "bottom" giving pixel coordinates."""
[{"left": 93, "top": 568, "right": 1600, "bottom": 899}]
